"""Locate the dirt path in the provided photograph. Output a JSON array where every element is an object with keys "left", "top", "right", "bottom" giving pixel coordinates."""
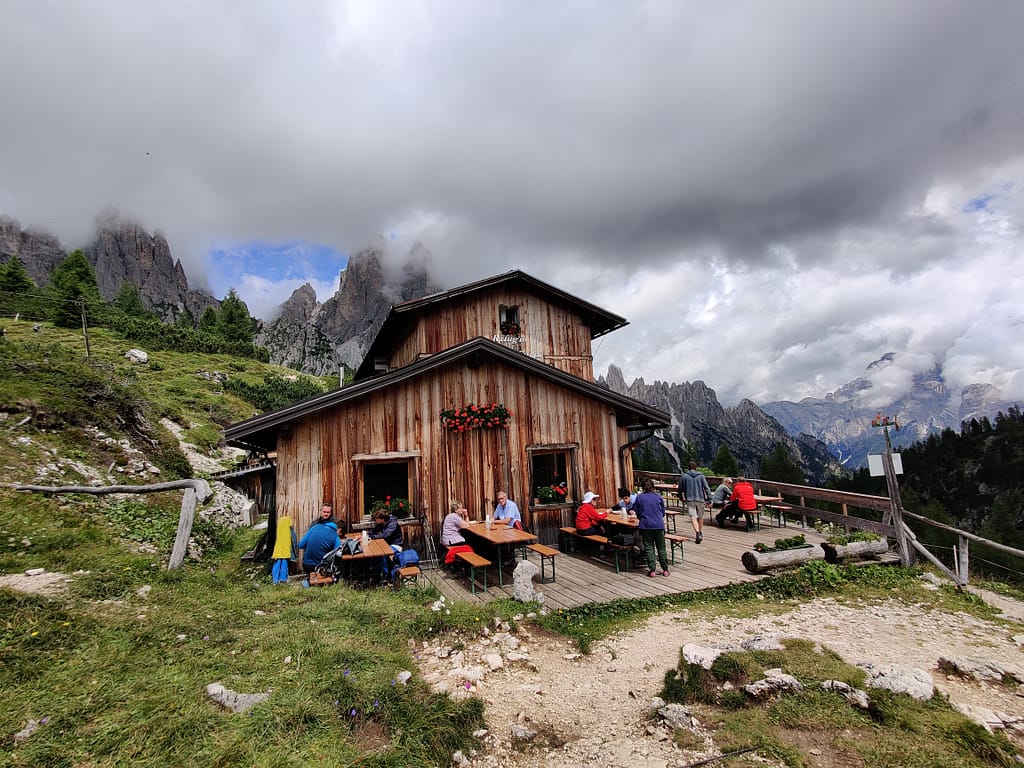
[{"left": 447, "top": 588, "right": 1024, "bottom": 767}]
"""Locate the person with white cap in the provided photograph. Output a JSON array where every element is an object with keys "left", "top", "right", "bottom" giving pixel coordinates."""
[{"left": 575, "top": 490, "right": 608, "bottom": 536}]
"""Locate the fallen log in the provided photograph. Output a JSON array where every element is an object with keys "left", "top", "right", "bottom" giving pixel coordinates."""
[
  {"left": 741, "top": 544, "right": 825, "bottom": 573},
  {"left": 2, "top": 479, "right": 213, "bottom": 570},
  {"left": 821, "top": 539, "right": 889, "bottom": 564}
]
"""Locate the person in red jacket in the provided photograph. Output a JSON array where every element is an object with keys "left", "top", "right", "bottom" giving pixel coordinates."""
[
  {"left": 575, "top": 491, "right": 608, "bottom": 535},
  {"left": 726, "top": 476, "right": 758, "bottom": 530}
]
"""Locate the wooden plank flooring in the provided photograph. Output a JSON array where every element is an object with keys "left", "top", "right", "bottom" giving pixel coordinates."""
[{"left": 422, "top": 519, "right": 832, "bottom": 608}]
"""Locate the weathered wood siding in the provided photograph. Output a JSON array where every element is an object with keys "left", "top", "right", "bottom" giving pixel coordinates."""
[
  {"left": 387, "top": 287, "right": 594, "bottom": 379},
  {"left": 277, "top": 357, "right": 629, "bottom": 544}
]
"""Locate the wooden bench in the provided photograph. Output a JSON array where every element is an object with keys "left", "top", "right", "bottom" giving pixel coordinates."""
[
  {"left": 665, "top": 533, "right": 686, "bottom": 565},
  {"left": 664, "top": 507, "right": 683, "bottom": 533},
  {"left": 524, "top": 543, "right": 559, "bottom": 583},
  {"left": 395, "top": 565, "right": 421, "bottom": 588},
  {"left": 455, "top": 551, "right": 490, "bottom": 594},
  {"left": 558, "top": 527, "right": 633, "bottom": 574},
  {"left": 764, "top": 504, "right": 794, "bottom": 528}
]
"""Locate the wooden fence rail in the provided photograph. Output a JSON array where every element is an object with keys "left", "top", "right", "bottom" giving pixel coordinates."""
[{"left": 635, "top": 471, "right": 1021, "bottom": 586}]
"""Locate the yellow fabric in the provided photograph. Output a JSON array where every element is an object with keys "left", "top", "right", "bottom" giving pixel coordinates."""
[{"left": 272, "top": 516, "right": 293, "bottom": 559}]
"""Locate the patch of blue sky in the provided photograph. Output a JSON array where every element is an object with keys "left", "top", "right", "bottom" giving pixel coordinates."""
[
  {"left": 962, "top": 194, "right": 994, "bottom": 213},
  {"left": 208, "top": 240, "right": 348, "bottom": 318}
]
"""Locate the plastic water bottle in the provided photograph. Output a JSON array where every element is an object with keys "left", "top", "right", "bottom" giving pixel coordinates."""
[
  {"left": 361, "top": 530, "right": 369, "bottom": 547},
  {"left": 485, "top": 514, "right": 492, "bottom": 530}
]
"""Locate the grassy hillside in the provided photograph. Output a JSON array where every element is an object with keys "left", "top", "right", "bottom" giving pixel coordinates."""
[
  {"left": 1, "top": 318, "right": 1020, "bottom": 767},
  {"left": 0, "top": 318, "right": 495, "bottom": 766}
]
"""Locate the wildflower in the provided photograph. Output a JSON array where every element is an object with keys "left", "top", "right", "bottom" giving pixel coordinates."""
[
  {"left": 30, "top": 631, "right": 39, "bottom": 637},
  {"left": 343, "top": 669, "right": 350, "bottom": 676},
  {"left": 350, "top": 708, "right": 357, "bottom": 717}
]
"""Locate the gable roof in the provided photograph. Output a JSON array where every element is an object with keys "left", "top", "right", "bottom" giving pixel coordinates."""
[
  {"left": 225, "top": 336, "right": 670, "bottom": 451},
  {"left": 354, "top": 269, "right": 628, "bottom": 380}
]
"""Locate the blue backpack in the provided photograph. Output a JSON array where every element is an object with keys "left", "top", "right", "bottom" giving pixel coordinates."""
[{"left": 390, "top": 548, "right": 419, "bottom": 581}]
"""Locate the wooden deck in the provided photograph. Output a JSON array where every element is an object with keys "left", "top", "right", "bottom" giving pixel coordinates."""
[{"left": 422, "top": 519, "right": 832, "bottom": 608}]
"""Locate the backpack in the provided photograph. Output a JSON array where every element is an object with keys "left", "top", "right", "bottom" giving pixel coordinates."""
[
  {"left": 391, "top": 548, "right": 419, "bottom": 581},
  {"left": 337, "top": 538, "right": 362, "bottom": 556}
]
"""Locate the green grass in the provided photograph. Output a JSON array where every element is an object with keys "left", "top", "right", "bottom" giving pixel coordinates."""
[
  {"left": 0, "top": 493, "right": 504, "bottom": 767},
  {"left": 660, "top": 639, "right": 1019, "bottom": 768},
  {"left": 2, "top": 318, "right": 1021, "bottom": 767}
]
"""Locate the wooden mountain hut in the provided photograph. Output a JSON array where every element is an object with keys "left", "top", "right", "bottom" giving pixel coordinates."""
[{"left": 223, "top": 270, "right": 670, "bottom": 549}]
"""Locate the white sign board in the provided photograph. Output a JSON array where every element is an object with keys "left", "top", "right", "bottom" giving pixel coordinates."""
[{"left": 867, "top": 453, "right": 903, "bottom": 477}]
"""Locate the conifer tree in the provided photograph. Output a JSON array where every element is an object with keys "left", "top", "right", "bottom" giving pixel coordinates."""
[
  {"left": 49, "top": 250, "right": 104, "bottom": 328},
  {"left": 216, "top": 289, "right": 256, "bottom": 343},
  {"left": 711, "top": 444, "right": 741, "bottom": 477},
  {"left": 759, "top": 444, "right": 804, "bottom": 483},
  {"left": 0, "top": 256, "right": 38, "bottom": 317},
  {"left": 0, "top": 255, "right": 35, "bottom": 294},
  {"left": 198, "top": 306, "right": 219, "bottom": 334},
  {"left": 113, "top": 283, "right": 153, "bottom": 319}
]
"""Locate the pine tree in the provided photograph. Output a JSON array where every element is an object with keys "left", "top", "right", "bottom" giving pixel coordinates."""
[
  {"left": 0, "top": 255, "right": 35, "bottom": 294},
  {"left": 198, "top": 306, "right": 219, "bottom": 334},
  {"left": 0, "top": 256, "right": 38, "bottom": 317},
  {"left": 112, "top": 283, "right": 154, "bottom": 319},
  {"left": 759, "top": 444, "right": 804, "bottom": 483},
  {"left": 49, "top": 250, "right": 104, "bottom": 328},
  {"left": 711, "top": 444, "right": 740, "bottom": 477},
  {"left": 216, "top": 289, "right": 256, "bottom": 343}
]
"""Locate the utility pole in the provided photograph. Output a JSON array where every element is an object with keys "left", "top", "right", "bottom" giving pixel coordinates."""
[
  {"left": 79, "top": 297, "right": 91, "bottom": 358},
  {"left": 871, "top": 414, "right": 912, "bottom": 566}
]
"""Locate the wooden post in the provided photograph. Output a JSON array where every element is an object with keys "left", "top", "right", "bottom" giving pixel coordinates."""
[
  {"left": 79, "top": 297, "right": 90, "bottom": 358},
  {"left": 874, "top": 416, "right": 913, "bottom": 567},
  {"left": 957, "top": 535, "right": 970, "bottom": 584},
  {"left": 2, "top": 479, "right": 213, "bottom": 570}
]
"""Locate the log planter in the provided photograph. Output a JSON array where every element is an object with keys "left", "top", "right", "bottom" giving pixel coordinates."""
[
  {"left": 821, "top": 539, "right": 889, "bottom": 564},
  {"left": 741, "top": 544, "right": 826, "bottom": 574}
]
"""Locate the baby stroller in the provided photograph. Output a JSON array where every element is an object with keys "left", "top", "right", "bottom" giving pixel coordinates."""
[
  {"left": 310, "top": 538, "right": 363, "bottom": 585},
  {"left": 309, "top": 545, "right": 344, "bottom": 585}
]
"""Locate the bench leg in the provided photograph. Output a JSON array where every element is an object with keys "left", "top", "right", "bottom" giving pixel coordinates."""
[
  {"left": 466, "top": 563, "right": 488, "bottom": 594},
  {"left": 539, "top": 554, "right": 555, "bottom": 583},
  {"left": 669, "top": 539, "right": 684, "bottom": 565}
]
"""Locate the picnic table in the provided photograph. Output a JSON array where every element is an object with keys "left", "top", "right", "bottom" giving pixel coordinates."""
[
  {"left": 463, "top": 521, "right": 537, "bottom": 586},
  {"left": 339, "top": 533, "right": 394, "bottom": 581}
]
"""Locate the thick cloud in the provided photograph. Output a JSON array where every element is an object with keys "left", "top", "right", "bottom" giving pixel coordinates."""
[{"left": 2, "top": 1, "right": 1022, "bottom": 405}]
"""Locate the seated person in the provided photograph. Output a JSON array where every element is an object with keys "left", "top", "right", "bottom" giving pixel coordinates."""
[
  {"left": 725, "top": 476, "right": 758, "bottom": 530},
  {"left": 575, "top": 491, "right": 608, "bottom": 536},
  {"left": 493, "top": 490, "right": 524, "bottom": 529},
  {"left": 441, "top": 500, "right": 475, "bottom": 565},
  {"left": 711, "top": 478, "right": 733, "bottom": 524},
  {"left": 441, "top": 501, "right": 472, "bottom": 547},
  {"left": 611, "top": 487, "right": 635, "bottom": 512},
  {"left": 298, "top": 502, "right": 342, "bottom": 575},
  {"left": 370, "top": 510, "right": 404, "bottom": 550}
]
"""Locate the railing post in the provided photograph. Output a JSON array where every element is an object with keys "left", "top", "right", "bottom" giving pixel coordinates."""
[{"left": 958, "top": 535, "right": 970, "bottom": 584}]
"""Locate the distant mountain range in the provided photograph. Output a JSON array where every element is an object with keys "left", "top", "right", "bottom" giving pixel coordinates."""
[
  {"left": 761, "top": 354, "right": 1020, "bottom": 469},
  {"left": 5, "top": 214, "right": 1014, "bottom": 477}
]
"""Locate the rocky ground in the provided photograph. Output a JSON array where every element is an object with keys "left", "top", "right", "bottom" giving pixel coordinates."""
[{"left": 415, "top": 578, "right": 1024, "bottom": 768}]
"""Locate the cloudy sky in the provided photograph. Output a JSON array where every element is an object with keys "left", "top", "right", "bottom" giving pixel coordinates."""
[{"left": 2, "top": 1, "right": 1023, "bottom": 407}]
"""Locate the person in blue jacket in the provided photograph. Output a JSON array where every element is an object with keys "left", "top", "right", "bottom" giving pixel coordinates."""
[
  {"left": 633, "top": 478, "right": 670, "bottom": 577},
  {"left": 298, "top": 502, "right": 342, "bottom": 575},
  {"left": 369, "top": 510, "right": 404, "bottom": 548}
]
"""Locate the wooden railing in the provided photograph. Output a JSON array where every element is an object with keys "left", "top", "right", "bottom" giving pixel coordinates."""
[{"left": 634, "top": 470, "right": 1024, "bottom": 585}]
